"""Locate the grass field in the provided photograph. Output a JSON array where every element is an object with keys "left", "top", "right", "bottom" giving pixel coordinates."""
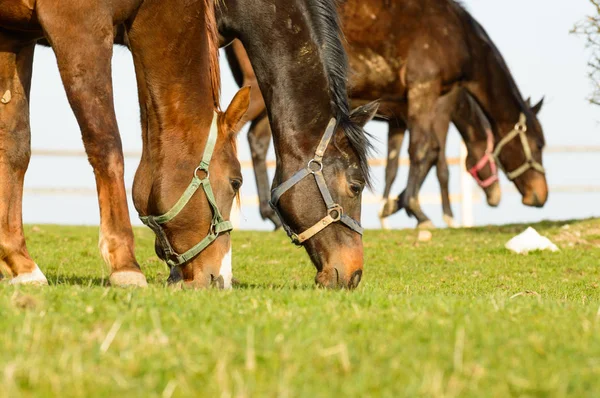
[{"left": 1, "top": 218, "right": 600, "bottom": 397}]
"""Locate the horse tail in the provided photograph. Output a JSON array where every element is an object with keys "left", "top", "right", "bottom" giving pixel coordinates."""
[{"left": 204, "top": 0, "right": 221, "bottom": 111}]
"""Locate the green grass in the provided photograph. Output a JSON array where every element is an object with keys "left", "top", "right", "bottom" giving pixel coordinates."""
[{"left": 2, "top": 218, "right": 600, "bottom": 397}]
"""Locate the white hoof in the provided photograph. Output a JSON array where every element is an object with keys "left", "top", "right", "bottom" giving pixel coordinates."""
[
  {"left": 109, "top": 271, "right": 148, "bottom": 288},
  {"left": 10, "top": 264, "right": 48, "bottom": 286},
  {"left": 443, "top": 215, "right": 457, "bottom": 228}
]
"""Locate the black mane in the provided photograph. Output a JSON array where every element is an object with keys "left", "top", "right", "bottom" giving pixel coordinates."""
[
  {"left": 450, "top": 1, "right": 542, "bottom": 137},
  {"left": 305, "top": 0, "right": 373, "bottom": 186}
]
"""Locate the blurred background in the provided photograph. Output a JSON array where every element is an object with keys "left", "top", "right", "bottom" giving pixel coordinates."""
[{"left": 25, "top": 0, "right": 600, "bottom": 230}]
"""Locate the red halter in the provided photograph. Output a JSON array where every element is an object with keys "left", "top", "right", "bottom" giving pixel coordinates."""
[{"left": 468, "top": 128, "right": 499, "bottom": 188}]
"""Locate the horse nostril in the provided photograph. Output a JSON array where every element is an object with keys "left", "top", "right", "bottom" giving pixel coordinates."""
[{"left": 348, "top": 270, "right": 362, "bottom": 289}]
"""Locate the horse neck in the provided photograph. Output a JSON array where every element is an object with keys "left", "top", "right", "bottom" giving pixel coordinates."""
[
  {"left": 130, "top": 0, "right": 219, "bottom": 174},
  {"left": 461, "top": 12, "right": 528, "bottom": 132},
  {"left": 219, "top": 0, "right": 343, "bottom": 164}
]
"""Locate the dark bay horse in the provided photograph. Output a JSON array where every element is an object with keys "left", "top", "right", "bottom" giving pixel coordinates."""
[
  {"left": 339, "top": 0, "right": 547, "bottom": 226},
  {"left": 225, "top": 40, "right": 503, "bottom": 229},
  {"left": 217, "top": 0, "right": 379, "bottom": 289},
  {"left": 0, "top": 0, "right": 245, "bottom": 288},
  {"left": 37, "top": 0, "right": 379, "bottom": 289}
]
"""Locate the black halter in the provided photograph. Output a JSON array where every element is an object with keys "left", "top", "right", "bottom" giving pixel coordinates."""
[{"left": 269, "top": 118, "right": 364, "bottom": 245}]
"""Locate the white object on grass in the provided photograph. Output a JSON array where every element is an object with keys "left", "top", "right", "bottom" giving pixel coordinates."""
[{"left": 505, "top": 227, "right": 559, "bottom": 254}]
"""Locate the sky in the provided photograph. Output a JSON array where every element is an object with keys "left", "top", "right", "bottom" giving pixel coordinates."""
[{"left": 23, "top": 0, "right": 600, "bottom": 230}]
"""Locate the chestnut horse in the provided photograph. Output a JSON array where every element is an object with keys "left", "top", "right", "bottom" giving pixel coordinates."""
[
  {"left": 36, "top": 0, "right": 379, "bottom": 289},
  {"left": 0, "top": 0, "right": 245, "bottom": 288}
]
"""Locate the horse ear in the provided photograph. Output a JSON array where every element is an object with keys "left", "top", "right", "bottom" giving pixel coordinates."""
[
  {"left": 531, "top": 97, "right": 545, "bottom": 116},
  {"left": 349, "top": 101, "right": 380, "bottom": 128},
  {"left": 525, "top": 97, "right": 531, "bottom": 107},
  {"left": 224, "top": 86, "right": 251, "bottom": 134}
]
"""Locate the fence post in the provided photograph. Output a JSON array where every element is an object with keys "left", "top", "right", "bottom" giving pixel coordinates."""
[{"left": 459, "top": 142, "right": 474, "bottom": 227}]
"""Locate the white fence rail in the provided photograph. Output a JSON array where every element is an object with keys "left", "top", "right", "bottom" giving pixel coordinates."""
[{"left": 27, "top": 145, "right": 600, "bottom": 228}]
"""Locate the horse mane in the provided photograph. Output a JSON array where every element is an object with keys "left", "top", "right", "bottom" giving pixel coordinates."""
[
  {"left": 305, "top": 0, "right": 373, "bottom": 186},
  {"left": 205, "top": 0, "right": 221, "bottom": 111},
  {"left": 450, "top": 1, "right": 539, "bottom": 135}
]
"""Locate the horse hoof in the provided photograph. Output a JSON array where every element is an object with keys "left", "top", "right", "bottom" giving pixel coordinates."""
[
  {"left": 109, "top": 271, "right": 148, "bottom": 288},
  {"left": 443, "top": 215, "right": 457, "bottom": 228},
  {"left": 9, "top": 264, "right": 48, "bottom": 286},
  {"left": 417, "top": 229, "right": 433, "bottom": 242},
  {"left": 417, "top": 220, "right": 435, "bottom": 230}
]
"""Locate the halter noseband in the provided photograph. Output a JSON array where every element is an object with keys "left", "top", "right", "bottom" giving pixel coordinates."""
[
  {"left": 468, "top": 127, "right": 498, "bottom": 188},
  {"left": 492, "top": 113, "right": 545, "bottom": 181},
  {"left": 140, "top": 112, "right": 233, "bottom": 267},
  {"left": 269, "top": 118, "right": 364, "bottom": 245}
]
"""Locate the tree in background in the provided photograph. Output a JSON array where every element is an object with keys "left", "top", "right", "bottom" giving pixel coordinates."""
[{"left": 573, "top": 0, "right": 600, "bottom": 105}]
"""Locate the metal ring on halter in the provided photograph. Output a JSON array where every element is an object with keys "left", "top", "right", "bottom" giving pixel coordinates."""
[
  {"left": 194, "top": 166, "right": 210, "bottom": 180},
  {"left": 328, "top": 205, "right": 343, "bottom": 222},
  {"left": 307, "top": 159, "right": 323, "bottom": 173},
  {"left": 515, "top": 122, "right": 527, "bottom": 132}
]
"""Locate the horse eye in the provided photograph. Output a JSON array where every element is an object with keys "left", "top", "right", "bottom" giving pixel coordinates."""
[
  {"left": 350, "top": 183, "right": 363, "bottom": 196},
  {"left": 231, "top": 178, "right": 243, "bottom": 191}
]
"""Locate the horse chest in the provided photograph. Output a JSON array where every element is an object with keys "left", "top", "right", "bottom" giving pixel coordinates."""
[{"left": 0, "top": 0, "right": 38, "bottom": 30}]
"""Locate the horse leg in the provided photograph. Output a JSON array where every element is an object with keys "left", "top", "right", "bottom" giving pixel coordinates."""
[
  {"left": 396, "top": 81, "right": 443, "bottom": 229},
  {"left": 434, "top": 123, "right": 455, "bottom": 228},
  {"left": 379, "top": 120, "right": 406, "bottom": 227},
  {"left": 248, "top": 114, "right": 281, "bottom": 229},
  {"left": 0, "top": 41, "right": 47, "bottom": 284},
  {"left": 437, "top": 151, "right": 455, "bottom": 228},
  {"left": 39, "top": 9, "right": 147, "bottom": 287}
]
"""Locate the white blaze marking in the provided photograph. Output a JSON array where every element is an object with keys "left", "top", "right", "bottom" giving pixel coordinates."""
[
  {"left": 220, "top": 247, "right": 233, "bottom": 290},
  {"left": 10, "top": 264, "right": 48, "bottom": 285}
]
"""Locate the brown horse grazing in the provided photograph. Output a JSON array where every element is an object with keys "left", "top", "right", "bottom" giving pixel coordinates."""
[
  {"left": 218, "top": 0, "right": 379, "bottom": 289},
  {"left": 0, "top": 0, "right": 241, "bottom": 288},
  {"left": 338, "top": 0, "right": 548, "bottom": 227},
  {"left": 225, "top": 40, "right": 502, "bottom": 229}
]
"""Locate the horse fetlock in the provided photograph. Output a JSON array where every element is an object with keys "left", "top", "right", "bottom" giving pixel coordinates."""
[
  {"left": 379, "top": 198, "right": 399, "bottom": 218},
  {"left": 98, "top": 230, "right": 137, "bottom": 273},
  {"left": 417, "top": 220, "right": 435, "bottom": 230},
  {"left": 443, "top": 215, "right": 457, "bottom": 228}
]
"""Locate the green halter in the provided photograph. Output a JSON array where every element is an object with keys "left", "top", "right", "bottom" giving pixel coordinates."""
[{"left": 140, "top": 112, "right": 233, "bottom": 267}]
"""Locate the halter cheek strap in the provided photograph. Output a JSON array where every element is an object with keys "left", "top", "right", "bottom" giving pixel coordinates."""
[
  {"left": 492, "top": 113, "right": 545, "bottom": 181},
  {"left": 468, "top": 127, "right": 499, "bottom": 188},
  {"left": 269, "top": 118, "right": 364, "bottom": 245},
  {"left": 139, "top": 112, "right": 233, "bottom": 267}
]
